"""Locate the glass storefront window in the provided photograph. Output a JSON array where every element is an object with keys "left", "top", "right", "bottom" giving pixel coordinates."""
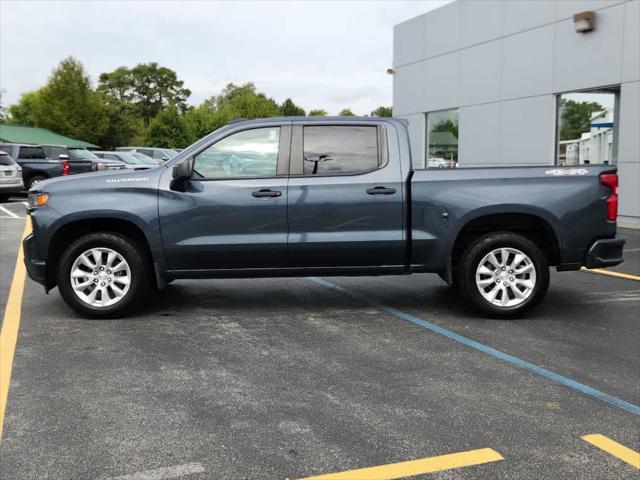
[
  {"left": 421, "top": 109, "right": 459, "bottom": 169},
  {"left": 557, "top": 89, "right": 619, "bottom": 166}
]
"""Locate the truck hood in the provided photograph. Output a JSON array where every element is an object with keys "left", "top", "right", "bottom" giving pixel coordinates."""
[{"left": 33, "top": 165, "right": 166, "bottom": 193}]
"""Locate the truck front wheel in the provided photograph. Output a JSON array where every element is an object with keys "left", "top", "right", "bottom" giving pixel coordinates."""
[
  {"left": 57, "top": 232, "right": 151, "bottom": 318},
  {"left": 456, "top": 232, "right": 549, "bottom": 318}
]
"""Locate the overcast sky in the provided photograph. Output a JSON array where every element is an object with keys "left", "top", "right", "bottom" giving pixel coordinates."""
[{"left": 0, "top": 0, "right": 449, "bottom": 115}]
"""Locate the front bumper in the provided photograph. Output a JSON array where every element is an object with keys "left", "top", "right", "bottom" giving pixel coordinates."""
[
  {"left": 584, "top": 238, "right": 625, "bottom": 269},
  {"left": 23, "top": 233, "right": 47, "bottom": 287}
]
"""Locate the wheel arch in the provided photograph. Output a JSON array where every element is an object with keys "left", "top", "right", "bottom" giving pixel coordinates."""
[
  {"left": 46, "top": 217, "right": 158, "bottom": 291},
  {"left": 24, "top": 171, "right": 50, "bottom": 186},
  {"left": 451, "top": 211, "right": 561, "bottom": 273}
]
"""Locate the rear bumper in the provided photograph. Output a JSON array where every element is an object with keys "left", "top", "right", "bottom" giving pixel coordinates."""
[
  {"left": 23, "top": 233, "right": 47, "bottom": 287},
  {"left": 0, "top": 183, "right": 24, "bottom": 194},
  {"left": 584, "top": 238, "right": 625, "bottom": 269}
]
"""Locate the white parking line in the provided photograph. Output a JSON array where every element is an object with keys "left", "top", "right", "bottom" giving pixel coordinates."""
[
  {"left": 106, "top": 463, "right": 205, "bottom": 480},
  {"left": 0, "top": 205, "right": 20, "bottom": 219},
  {"left": 624, "top": 248, "right": 640, "bottom": 253}
]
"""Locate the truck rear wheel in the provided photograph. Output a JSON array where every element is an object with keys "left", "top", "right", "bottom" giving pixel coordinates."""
[
  {"left": 27, "top": 175, "right": 46, "bottom": 190},
  {"left": 456, "top": 232, "right": 549, "bottom": 318},
  {"left": 57, "top": 232, "right": 151, "bottom": 318}
]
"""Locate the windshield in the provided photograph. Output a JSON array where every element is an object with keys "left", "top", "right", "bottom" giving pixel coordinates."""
[
  {"left": 115, "top": 152, "right": 144, "bottom": 164},
  {"left": 68, "top": 148, "right": 98, "bottom": 160},
  {"left": 0, "top": 153, "right": 15, "bottom": 166},
  {"left": 132, "top": 152, "right": 158, "bottom": 164},
  {"left": 161, "top": 148, "right": 178, "bottom": 158}
]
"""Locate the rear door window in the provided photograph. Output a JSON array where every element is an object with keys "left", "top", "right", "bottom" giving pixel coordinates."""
[
  {"left": 302, "top": 126, "right": 379, "bottom": 175},
  {"left": 18, "top": 146, "right": 46, "bottom": 159}
]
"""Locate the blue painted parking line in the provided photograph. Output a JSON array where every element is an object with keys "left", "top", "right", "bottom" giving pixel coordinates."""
[{"left": 308, "top": 277, "right": 640, "bottom": 417}]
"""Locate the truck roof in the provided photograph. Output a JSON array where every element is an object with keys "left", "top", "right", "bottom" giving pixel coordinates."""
[{"left": 228, "top": 116, "right": 406, "bottom": 125}]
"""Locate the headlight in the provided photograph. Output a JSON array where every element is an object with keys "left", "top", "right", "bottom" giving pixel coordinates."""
[{"left": 28, "top": 192, "right": 49, "bottom": 208}]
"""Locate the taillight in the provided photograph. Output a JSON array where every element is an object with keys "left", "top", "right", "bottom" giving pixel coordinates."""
[
  {"left": 61, "top": 161, "right": 70, "bottom": 175},
  {"left": 600, "top": 173, "right": 618, "bottom": 222}
]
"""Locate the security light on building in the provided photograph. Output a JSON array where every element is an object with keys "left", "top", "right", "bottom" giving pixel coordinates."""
[{"left": 574, "top": 11, "right": 596, "bottom": 33}]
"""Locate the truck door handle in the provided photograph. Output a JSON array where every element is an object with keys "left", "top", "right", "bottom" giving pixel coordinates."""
[
  {"left": 252, "top": 189, "right": 282, "bottom": 198},
  {"left": 366, "top": 186, "right": 396, "bottom": 195}
]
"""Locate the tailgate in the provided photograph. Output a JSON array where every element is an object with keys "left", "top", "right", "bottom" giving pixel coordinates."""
[{"left": 66, "top": 160, "right": 94, "bottom": 174}]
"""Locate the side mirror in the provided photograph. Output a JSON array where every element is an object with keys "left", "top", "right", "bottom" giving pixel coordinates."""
[
  {"left": 172, "top": 157, "right": 194, "bottom": 180},
  {"left": 58, "top": 154, "right": 69, "bottom": 160}
]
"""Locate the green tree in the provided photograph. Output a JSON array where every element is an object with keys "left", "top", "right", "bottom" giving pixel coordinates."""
[
  {"left": 370, "top": 106, "right": 392, "bottom": 117},
  {"left": 280, "top": 98, "right": 305, "bottom": 116},
  {"left": 29, "top": 57, "right": 107, "bottom": 144},
  {"left": 308, "top": 109, "right": 327, "bottom": 116},
  {"left": 0, "top": 90, "right": 6, "bottom": 121},
  {"left": 6, "top": 91, "right": 41, "bottom": 125},
  {"left": 97, "top": 105, "right": 140, "bottom": 149},
  {"left": 559, "top": 99, "right": 604, "bottom": 141},
  {"left": 99, "top": 63, "right": 191, "bottom": 129},
  {"left": 207, "top": 82, "right": 281, "bottom": 120},
  {"left": 184, "top": 103, "right": 231, "bottom": 142},
  {"left": 432, "top": 119, "right": 458, "bottom": 139},
  {"left": 146, "top": 103, "right": 190, "bottom": 148},
  {"left": 339, "top": 108, "right": 355, "bottom": 116},
  {"left": 97, "top": 66, "right": 141, "bottom": 146},
  {"left": 98, "top": 66, "right": 135, "bottom": 114}
]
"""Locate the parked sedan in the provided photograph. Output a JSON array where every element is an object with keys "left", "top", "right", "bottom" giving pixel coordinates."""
[
  {"left": 116, "top": 147, "right": 178, "bottom": 162},
  {"left": 93, "top": 151, "right": 153, "bottom": 170},
  {"left": 0, "top": 151, "right": 25, "bottom": 201}
]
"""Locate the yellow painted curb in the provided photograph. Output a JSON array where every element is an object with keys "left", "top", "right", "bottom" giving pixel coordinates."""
[{"left": 0, "top": 218, "right": 31, "bottom": 441}]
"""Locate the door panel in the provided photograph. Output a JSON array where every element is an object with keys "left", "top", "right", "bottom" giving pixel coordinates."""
[
  {"left": 287, "top": 124, "right": 405, "bottom": 267},
  {"left": 159, "top": 178, "right": 288, "bottom": 270},
  {"left": 159, "top": 124, "right": 290, "bottom": 271}
]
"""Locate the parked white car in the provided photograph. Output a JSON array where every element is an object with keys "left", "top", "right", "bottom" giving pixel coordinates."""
[
  {"left": 427, "top": 156, "right": 453, "bottom": 169},
  {"left": 0, "top": 151, "right": 24, "bottom": 201}
]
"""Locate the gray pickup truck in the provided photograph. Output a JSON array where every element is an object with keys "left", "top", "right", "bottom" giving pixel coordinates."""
[
  {"left": 24, "top": 117, "right": 624, "bottom": 318},
  {"left": 0, "top": 144, "right": 65, "bottom": 189}
]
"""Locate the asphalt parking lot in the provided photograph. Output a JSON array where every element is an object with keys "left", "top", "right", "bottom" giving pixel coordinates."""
[{"left": 1, "top": 196, "right": 639, "bottom": 479}]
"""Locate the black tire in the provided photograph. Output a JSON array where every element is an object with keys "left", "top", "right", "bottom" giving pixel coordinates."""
[
  {"left": 456, "top": 232, "right": 549, "bottom": 318},
  {"left": 27, "top": 175, "right": 46, "bottom": 190},
  {"left": 0, "top": 195, "right": 8, "bottom": 203},
  {"left": 57, "top": 232, "right": 151, "bottom": 318}
]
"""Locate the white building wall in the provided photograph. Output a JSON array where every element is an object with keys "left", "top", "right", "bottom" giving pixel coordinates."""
[{"left": 393, "top": 0, "right": 640, "bottom": 227}]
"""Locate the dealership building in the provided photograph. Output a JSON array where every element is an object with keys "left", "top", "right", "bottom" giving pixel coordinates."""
[{"left": 393, "top": 0, "right": 639, "bottom": 227}]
